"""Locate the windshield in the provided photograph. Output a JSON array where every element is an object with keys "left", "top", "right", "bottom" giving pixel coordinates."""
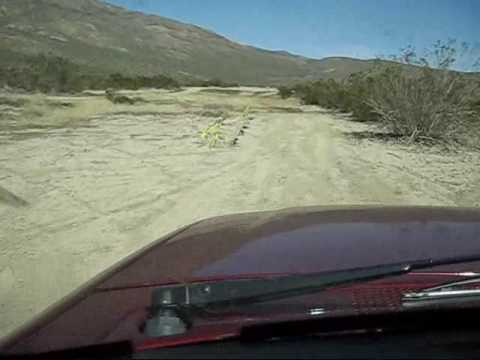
[{"left": 0, "top": 0, "right": 479, "bottom": 346}]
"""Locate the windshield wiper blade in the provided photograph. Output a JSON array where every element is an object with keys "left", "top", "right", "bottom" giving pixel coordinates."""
[
  {"left": 145, "top": 263, "right": 413, "bottom": 337},
  {"left": 152, "top": 253, "right": 480, "bottom": 311},
  {"left": 144, "top": 254, "right": 480, "bottom": 338},
  {"left": 403, "top": 276, "right": 480, "bottom": 305}
]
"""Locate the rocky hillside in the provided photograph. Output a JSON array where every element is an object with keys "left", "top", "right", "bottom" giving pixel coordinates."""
[{"left": 0, "top": 0, "right": 375, "bottom": 85}]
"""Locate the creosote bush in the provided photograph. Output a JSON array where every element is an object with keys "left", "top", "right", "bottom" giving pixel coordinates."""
[
  {"left": 367, "top": 41, "right": 480, "bottom": 142},
  {"left": 279, "top": 40, "right": 480, "bottom": 144}
]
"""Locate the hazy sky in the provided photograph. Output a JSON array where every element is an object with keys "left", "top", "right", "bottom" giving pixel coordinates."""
[{"left": 106, "top": 0, "right": 479, "bottom": 62}]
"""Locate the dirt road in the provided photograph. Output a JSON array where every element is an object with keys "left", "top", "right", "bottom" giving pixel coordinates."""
[{"left": 1, "top": 87, "right": 479, "bottom": 338}]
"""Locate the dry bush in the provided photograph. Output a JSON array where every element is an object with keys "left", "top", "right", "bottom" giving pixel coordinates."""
[
  {"left": 281, "top": 77, "right": 376, "bottom": 121},
  {"left": 368, "top": 66, "right": 479, "bottom": 142},
  {"left": 278, "top": 86, "right": 294, "bottom": 99},
  {"left": 367, "top": 41, "right": 480, "bottom": 143},
  {"left": 15, "top": 94, "right": 110, "bottom": 129},
  {"left": 280, "top": 40, "right": 480, "bottom": 145}
]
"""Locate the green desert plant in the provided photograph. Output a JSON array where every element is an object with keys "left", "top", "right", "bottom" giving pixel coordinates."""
[{"left": 199, "top": 120, "right": 226, "bottom": 148}]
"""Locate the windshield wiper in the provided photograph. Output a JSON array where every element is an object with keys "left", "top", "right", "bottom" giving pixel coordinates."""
[
  {"left": 161, "top": 254, "right": 480, "bottom": 309},
  {"left": 144, "top": 254, "right": 480, "bottom": 337},
  {"left": 403, "top": 276, "right": 480, "bottom": 306}
]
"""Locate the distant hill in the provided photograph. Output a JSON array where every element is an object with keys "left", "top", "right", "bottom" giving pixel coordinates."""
[{"left": 0, "top": 0, "right": 377, "bottom": 85}]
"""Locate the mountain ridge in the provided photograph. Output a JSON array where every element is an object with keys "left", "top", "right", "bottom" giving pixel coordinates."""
[{"left": 0, "top": 0, "right": 375, "bottom": 85}]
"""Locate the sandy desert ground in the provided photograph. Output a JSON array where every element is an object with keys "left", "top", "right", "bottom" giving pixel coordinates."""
[{"left": 1, "top": 86, "right": 480, "bottom": 338}]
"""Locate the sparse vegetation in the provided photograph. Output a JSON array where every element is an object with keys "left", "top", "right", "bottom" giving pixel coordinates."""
[
  {"left": 280, "top": 40, "right": 480, "bottom": 145},
  {"left": 105, "top": 73, "right": 180, "bottom": 91},
  {"left": 199, "top": 120, "right": 226, "bottom": 148},
  {"left": 200, "top": 109, "right": 230, "bottom": 119},
  {"left": 190, "top": 78, "right": 240, "bottom": 87},
  {"left": 0, "top": 96, "right": 28, "bottom": 108},
  {"left": 278, "top": 86, "right": 294, "bottom": 99},
  {"left": 0, "top": 53, "right": 180, "bottom": 94},
  {"left": 105, "top": 89, "right": 146, "bottom": 105},
  {"left": 367, "top": 41, "right": 480, "bottom": 143},
  {"left": 278, "top": 73, "right": 378, "bottom": 121},
  {"left": 2, "top": 94, "right": 114, "bottom": 131},
  {"left": 0, "top": 53, "right": 247, "bottom": 95}
]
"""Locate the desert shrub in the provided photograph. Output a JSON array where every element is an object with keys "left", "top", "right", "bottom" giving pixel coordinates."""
[
  {"left": 278, "top": 86, "right": 294, "bottom": 99},
  {"left": 0, "top": 53, "right": 180, "bottom": 93},
  {"left": 105, "top": 89, "right": 142, "bottom": 105},
  {"left": 112, "top": 95, "right": 135, "bottom": 105},
  {"left": 367, "top": 41, "right": 480, "bottom": 142},
  {"left": 0, "top": 54, "right": 74, "bottom": 92},
  {"left": 199, "top": 120, "right": 226, "bottom": 148},
  {"left": 201, "top": 109, "right": 230, "bottom": 119},
  {"left": 281, "top": 40, "right": 480, "bottom": 143},
  {"left": 105, "top": 73, "right": 179, "bottom": 90},
  {"left": 285, "top": 74, "right": 376, "bottom": 123},
  {"left": 295, "top": 83, "right": 321, "bottom": 105},
  {"left": 188, "top": 78, "right": 239, "bottom": 87},
  {"left": 343, "top": 73, "right": 378, "bottom": 121},
  {"left": 206, "top": 78, "right": 236, "bottom": 87},
  {"left": 283, "top": 75, "right": 376, "bottom": 121}
]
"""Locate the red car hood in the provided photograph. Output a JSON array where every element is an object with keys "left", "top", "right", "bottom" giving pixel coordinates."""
[{"left": 2, "top": 206, "right": 480, "bottom": 355}]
